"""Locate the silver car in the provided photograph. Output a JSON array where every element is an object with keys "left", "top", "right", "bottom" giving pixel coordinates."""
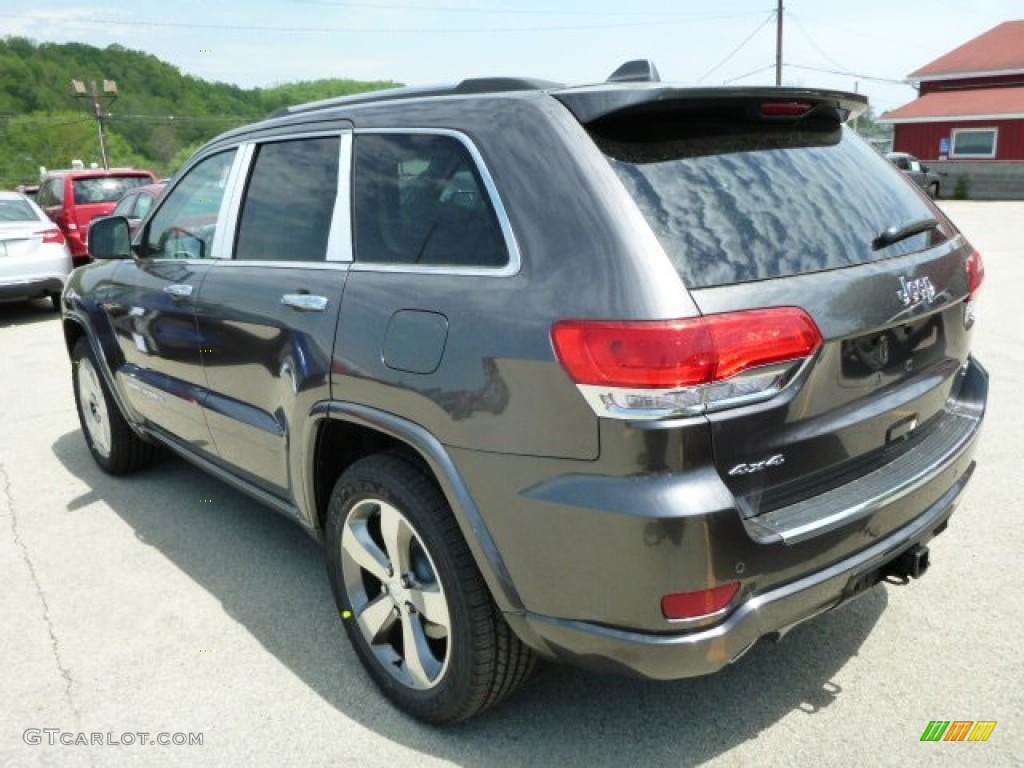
[{"left": 0, "top": 190, "right": 73, "bottom": 311}]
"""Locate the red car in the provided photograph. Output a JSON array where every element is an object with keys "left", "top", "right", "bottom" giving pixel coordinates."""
[{"left": 37, "top": 168, "right": 157, "bottom": 265}]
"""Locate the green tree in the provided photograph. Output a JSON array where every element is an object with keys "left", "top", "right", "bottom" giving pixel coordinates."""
[{"left": 0, "top": 111, "right": 148, "bottom": 186}]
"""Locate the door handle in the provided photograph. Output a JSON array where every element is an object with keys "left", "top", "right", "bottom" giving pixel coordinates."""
[
  {"left": 164, "top": 284, "right": 193, "bottom": 298},
  {"left": 281, "top": 293, "right": 328, "bottom": 312}
]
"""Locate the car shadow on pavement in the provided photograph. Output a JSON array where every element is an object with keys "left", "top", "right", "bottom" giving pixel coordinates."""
[
  {"left": 53, "top": 431, "right": 887, "bottom": 767},
  {"left": 0, "top": 299, "right": 61, "bottom": 328}
]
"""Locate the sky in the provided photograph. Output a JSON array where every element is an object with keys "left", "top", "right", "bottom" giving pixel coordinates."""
[{"left": 2, "top": 0, "right": 1023, "bottom": 117}]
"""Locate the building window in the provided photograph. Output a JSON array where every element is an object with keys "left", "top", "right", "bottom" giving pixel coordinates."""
[{"left": 951, "top": 128, "right": 998, "bottom": 159}]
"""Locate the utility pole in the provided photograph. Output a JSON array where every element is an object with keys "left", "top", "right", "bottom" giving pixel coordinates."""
[
  {"left": 775, "top": 0, "right": 784, "bottom": 86},
  {"left": 71, "top": 79, "right": 118, "bottom": 169}
]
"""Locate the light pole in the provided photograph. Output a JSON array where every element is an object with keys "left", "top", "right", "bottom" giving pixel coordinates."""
[
  {"left": 775, "top": 0, "right": 784, "bottom": 86},
  {"left": 71, "top": 79, "right": 118, "bottom": 169}
]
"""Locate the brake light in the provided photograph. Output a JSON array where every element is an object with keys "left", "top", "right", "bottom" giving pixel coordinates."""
[
  {"left": 551, "top": 308, "right": 822, "bottom": 419},
  {"left": 761, "top": 101, "right": 811, "bottom": 118},
  {"left": 966, "top": 249, "right": 984, "bottom": 298},
  {"left": 662, "top": 582, "right": 740, "bottom": 621},
  {"left": 37, "top": 228, "right": 65, "bottom": 245}
]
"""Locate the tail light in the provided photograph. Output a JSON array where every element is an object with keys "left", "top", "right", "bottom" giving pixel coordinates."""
[
  {"left": 551, "top": 308, "right": 822, "bottom": 420},
  {"left": 662, "top": 582, "right": 740, "bottom": 621},
  {"left": 966, "top": 249, "right": 984, "bottom": 298},
  {"left": 37, "top": 228, "right": 66, "bottom": 245}
]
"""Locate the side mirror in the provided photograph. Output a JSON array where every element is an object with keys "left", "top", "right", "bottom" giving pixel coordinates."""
[
  {"left": 921, "top": 164, "right": 930, "bottom": 172},
  {"left": 88, "top": 216, "right": 132, "bottom": 259}
]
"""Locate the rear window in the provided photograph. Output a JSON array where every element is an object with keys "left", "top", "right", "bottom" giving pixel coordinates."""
[
  {"left": 0, "top": 199, "right": 38, "bottom": 222},
  {"left": 73, "top": 176, "right": 152, "bottom": 204},
  {"left": 592, "top": 114, "right": 945, "bottom": 288}
]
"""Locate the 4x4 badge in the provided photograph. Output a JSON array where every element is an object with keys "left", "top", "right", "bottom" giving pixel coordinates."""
[
  {"left": 729, "top": 454, "right": 785, "bottom": 476},
  {"left": 897, "top": 275, "right": 936, "bottom": 307}
]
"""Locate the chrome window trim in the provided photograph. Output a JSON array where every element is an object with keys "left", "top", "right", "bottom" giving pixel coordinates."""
[
  {"left": 228, "top": 130, "right": 351, "bottom": 264},
  {"left": 326, "top": 131, "right": 354, "bottom": 262},
  {"left": 212, "top": 143, "right": 254, "bottom": 260},
  {"left": 207, "top": 260, "right": 351, "bottom": 272},
  {"left": 139, "top": 145, "right": 242, "bottom": 264},
  {"left": 350, "top": 127, "right": 522, "bottom": 277}
]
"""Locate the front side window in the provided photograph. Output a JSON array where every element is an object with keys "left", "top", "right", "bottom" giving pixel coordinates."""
[
  {"left": 951, "top": 128, "right": 997, "bottom": 159},
  {"left": 143, "top": 150, "right": 236, "bottom": 260},
  {"left": 112, "top": 194, "right": 137, "bottom": 217},
  {"left": 353, "top": 133, "right": 508, "bottom": 268},
  {"left": 234, "top": 136, "right": 340, "bottom": 262}
]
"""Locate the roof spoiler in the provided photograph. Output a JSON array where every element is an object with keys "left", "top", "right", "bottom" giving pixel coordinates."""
[
  {"left": 607, "top": 60, "right": 661, "bottom": 83},
  {"left": 554, "top": 86, "right": 868, "bottom": 125}
]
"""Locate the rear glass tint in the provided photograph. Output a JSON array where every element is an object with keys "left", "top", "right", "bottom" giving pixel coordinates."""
[
  {"left": 73, "top": 176, "right": 151, "bottom": 204},
  {"left": 0, "top": 199, "right": 38, "bottom": 222},
  {"left": 592, "top": 116, "right": 945, "bottom": 288}
]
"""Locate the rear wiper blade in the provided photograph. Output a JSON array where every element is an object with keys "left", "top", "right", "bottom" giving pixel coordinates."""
[{"left": 872, "top": 217, "right": 939, "bottom": 251}]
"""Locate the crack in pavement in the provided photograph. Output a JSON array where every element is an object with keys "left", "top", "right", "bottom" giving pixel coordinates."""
[{"left": 2, "top": 460, "right": 81, "bottom": 726}]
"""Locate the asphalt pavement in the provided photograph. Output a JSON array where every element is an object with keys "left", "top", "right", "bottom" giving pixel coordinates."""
[{"left": 1, "top": 201, "right": 1021, "bottom": 767}]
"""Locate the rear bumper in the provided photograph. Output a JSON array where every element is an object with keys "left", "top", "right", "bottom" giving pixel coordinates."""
[
  {"left": 0, "top": 275, "right": 66, "bottom": 300},
  {"left": 455, "top": 358, "right": 987, "bottom": 676},
  {"left": 514, "top": 464, "right": 971, "bottom": 679}
]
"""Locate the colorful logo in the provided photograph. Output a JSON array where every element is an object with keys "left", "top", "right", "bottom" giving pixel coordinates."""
[{"left": 921, "top": 721, "right": 997, "bottom": 742}]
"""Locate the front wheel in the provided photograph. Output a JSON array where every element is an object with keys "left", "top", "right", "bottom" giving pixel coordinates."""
[
  {"left": 71, "top": 338, "right": 158, "bottom": 474},
  {"left": 928, "top": 182, "right": 940, "bottom": 199},
  {"left": 325, "top": 453, "right": 536, "bottom": 724}
]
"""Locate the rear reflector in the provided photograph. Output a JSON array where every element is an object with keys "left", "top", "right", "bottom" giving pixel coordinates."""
[
  {"left": 552, "top": 308, "right": 822, "bottom": 419},
  {"left": 37, "top": 228, "right": 66, "bottom": 245},
  {"left": 662, "top": 582, "right": 740, "bottom": 621}
]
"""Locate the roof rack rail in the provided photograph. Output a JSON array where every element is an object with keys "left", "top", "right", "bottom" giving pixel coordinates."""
[{"left": 269, "top": 77, "right": 561, "bottom": 119}]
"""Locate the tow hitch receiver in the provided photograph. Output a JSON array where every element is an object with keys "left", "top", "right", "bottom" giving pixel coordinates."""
[{"left": 882, "top": 545, "right": 931, "bottom": 584}]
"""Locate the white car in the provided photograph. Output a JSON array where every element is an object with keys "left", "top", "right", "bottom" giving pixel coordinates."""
[{"left": 0, "top": 190, "right": 73, "bottom": 312}]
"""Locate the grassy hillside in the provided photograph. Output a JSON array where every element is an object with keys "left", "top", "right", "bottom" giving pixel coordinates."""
[{"left": 0, "top": 37, "right": 401, "bottom": 186}]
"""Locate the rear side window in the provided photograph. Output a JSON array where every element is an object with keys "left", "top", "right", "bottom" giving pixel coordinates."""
[
  {"left": 353, "top": 132, "right": 508, "bottom": 268},
  {"left": 37, "top": 178, "right": 65, "bottom": 207},
  {"left": 72, "top": 176, "right": 151, "bottom": 204},
  {"left": 593, "top": 115, "right": 944, "bottom": 288},
  {"left": 234, "top": 136, "right": 340, "bottom": 262}
]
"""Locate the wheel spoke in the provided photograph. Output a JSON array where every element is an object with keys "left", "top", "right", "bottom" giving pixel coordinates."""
[
  {"left": 358, "top": 594, "right": 397, "bottom": 644},
  {"left": 341, "top": 520, "right": 390, "bottom": 583},
  {"left": 379, "top": 502, "right": 413, "bottom": 574},
  {"left": 409, "top": 584, "right": 450, "bottom": 633},
  {"left": 401, "top": 612, "right": 440, "bottom": 688}
]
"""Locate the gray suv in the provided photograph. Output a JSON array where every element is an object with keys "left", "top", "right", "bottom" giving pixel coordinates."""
[{"left": 63, "top": 63, "right": 988, "bottom": 724}]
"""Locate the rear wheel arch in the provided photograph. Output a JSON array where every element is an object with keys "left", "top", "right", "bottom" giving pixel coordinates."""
[{"left": 310, "top": 404, "right": 525, "bottom": 615}]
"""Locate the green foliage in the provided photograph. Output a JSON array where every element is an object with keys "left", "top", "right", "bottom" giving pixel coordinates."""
[
  {"left": 953, "top": 174, "right": 970, "bottom": 200},
  {"left": 0, "top": 37, "right": 402, "bottom": 186}
]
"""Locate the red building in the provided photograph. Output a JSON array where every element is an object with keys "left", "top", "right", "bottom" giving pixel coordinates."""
[{"left": 880, "top": 20, "right": 1024, "bottom": 199}]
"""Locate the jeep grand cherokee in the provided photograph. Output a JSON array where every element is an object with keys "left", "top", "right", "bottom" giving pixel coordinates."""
[{"left": 62, "top": 62, "right": 987, "bottom": 724}]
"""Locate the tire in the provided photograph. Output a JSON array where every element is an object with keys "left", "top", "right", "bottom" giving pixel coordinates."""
[
  {"left": 71, "top": 337, "right": 159, "bottom": 474},
  {"left": 325, "top": 452, "right": 536, "bottom": 724},
  {"left": 50, "top": 292, "right": 62, "bottom": 312},
  {"left": 928, "top": 182, "right": 940, "bottom": 199}
]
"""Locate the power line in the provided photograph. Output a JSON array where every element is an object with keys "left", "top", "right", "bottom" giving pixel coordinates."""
[
  {"left": 721, "top": 64, "right": 776, "bottom": 85},
  {"left": 697, "top": 11, "right": 777, "bottom": 84},
  {"left": 788, "top": 11, "right": 854, "bottom": 74},
  {"left": 291, "top": 0, "right": 767, "bottom": 18},
  {"left": 0, "top": 10, "right": 773, "bottom": 34},
  {"left": 785, "top": 63, "right": 910, "bottom": 85}
]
